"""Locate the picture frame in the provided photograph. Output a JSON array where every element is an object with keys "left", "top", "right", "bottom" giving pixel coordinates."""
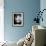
[{"left": 12, "top": 12, "right": 24, "bottom": 27}]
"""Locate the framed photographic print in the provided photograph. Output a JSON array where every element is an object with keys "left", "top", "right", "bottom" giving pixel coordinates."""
[{"left": 12, "top": 12, "right": 24, "bottom": 27}]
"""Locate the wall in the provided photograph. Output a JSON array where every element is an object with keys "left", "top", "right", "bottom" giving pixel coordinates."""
[
  {"left": 40, "top": 0, "right": 46, "bottom": 45},
  {"left": 0, "top": 0, "right": 4, "bottom": 42},
  {"left": 4, "top": 0, "right": 40, "bottom": 42},
  {"left": 40, "top": 0, "right": 46, "bottom": 27}
]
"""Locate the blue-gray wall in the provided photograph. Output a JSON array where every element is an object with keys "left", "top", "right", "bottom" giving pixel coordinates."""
[
  {"left": 4, "top": 0, "right": 40, "bottom": 42},
  {"left": 40, "top": 0, "right": 46, "bottom": 27},
  {"left": 40, "top": 0, "right": 46, "bottom": 44}
]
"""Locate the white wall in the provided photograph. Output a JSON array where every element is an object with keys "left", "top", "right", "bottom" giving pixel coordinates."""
[{"left": 0, "top": 0, "right": 4, "bottom": 42}]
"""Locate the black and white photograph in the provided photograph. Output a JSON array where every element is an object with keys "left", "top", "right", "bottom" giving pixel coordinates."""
[{"left": 12, "top": 12, "right": 24, "bottom": 27}]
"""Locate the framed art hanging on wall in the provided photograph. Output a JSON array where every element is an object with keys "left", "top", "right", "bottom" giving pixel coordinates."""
[{"left": 12, "top": 12, "right": 24, "bottom": 27}]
